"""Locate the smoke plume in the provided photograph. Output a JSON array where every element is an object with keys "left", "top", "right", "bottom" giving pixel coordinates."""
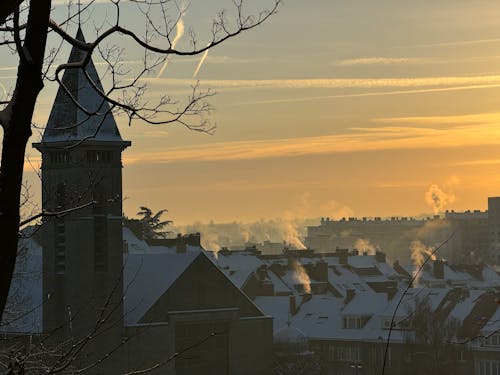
[
  {"left": 410, "top": 240, "right": 436, "bottom": 286},
  {"left": 354, "top": 238, "right": 377, "bottom": 255},
  {"left": 290, "top": 259, "right": 311, "bottom": 294},
  {"left": 425, "top": 184, "right": 455, "bottom": 215}
]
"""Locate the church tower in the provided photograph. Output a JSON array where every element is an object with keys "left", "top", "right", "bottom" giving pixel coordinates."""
[{"left": 33, "top": 28, "right": 130, "bottom": 363}]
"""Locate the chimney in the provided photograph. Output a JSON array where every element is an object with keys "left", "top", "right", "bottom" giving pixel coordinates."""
[
  {"left": 345, "top": 288, "right": 356, "bottom": 304},
  {"left": 289, "top": 295, "right": 297, "bottom": 316},
  {"left": 185, "top": 232, "right": 201, "bottom": 247},
  {"left": 176, "top": 233, "right": 186, "bottom": 253},
  {"left": 314, "top": 260, "right": 328, "bottom": 282},
  {"left": 375, "top": 250, "right": 386, "bottom": 263},
  {"left": 302, "top": 293, "right": 312, "bottom": 304},
  {"left": 336, "top": 248, "right": 349, "bottom": 265},
  {"left": 433, "top": 259, "right": 445, "bottom": 279},
  {"left": 393, "top": 260, "right": 410, "bottom": 278}
]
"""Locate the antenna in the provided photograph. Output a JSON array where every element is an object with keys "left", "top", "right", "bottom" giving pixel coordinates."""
[{"left": 77, "top": 0, "right": 81, "bottom": 27}]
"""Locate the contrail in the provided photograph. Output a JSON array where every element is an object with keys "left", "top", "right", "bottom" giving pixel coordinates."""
[
  {"left": 192, "top": 49, "right": 209, "bottom": 78},
  {"left": 156, "top": 16, "right": 185, "bottom": 78}
]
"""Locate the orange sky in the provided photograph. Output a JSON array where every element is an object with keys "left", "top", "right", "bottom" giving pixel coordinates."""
[{"left": 8, "top": 0, "right": 500, "bottom": 224}]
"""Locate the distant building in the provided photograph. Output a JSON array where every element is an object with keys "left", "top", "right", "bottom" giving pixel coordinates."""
[
  {"left": 305, "top": 209, "right": 494, "bottom": 264},
  {"left": 488, "top": 197, "right": 500, "bottom": 263}
]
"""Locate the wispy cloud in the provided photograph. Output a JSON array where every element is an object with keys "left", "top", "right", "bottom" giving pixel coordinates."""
[
  {"left": 409, "top": 37, "right": 500, "bottom": 48},
  {"left": 123, "top": 124, "right": 500, "bottom": 164},
  {"left": 373, "top": 111, "right": 500, "bottom": 126},
  {"left": 145, "top": 74, "right": 500, "bottom": 90},
  {"left": 238, "top": 83, "right": 500, "bottom": 105},
  {"left": 334, "top": 57, "right": 430, "bottom": 66},
  {"left": 450, "top": 159, "right": 500, "bottom": 167}
]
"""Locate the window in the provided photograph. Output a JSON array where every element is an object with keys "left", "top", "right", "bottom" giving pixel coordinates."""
[
  {"left": 87, "top": 150, "right": 112, "bottom": 164},
  {"left": 336, "top": 346, "right": 361, "bottom": 362},
  {"left": 478, "top": 361, "right": 500, "bottom": 375},
  {"left": 484, "top": 334, "right": 500, "bottom": 347},
  {"left": 49, "top": 151, "right": 70, "bottom": 164},
  {"left": 342, "top": 315, "right": 365, "bottom": 329},
  {"left": 55, "top": 220, "right": 66, "bottom": 274},
  {"left": 94, "top": 215, "right": 107, "bottom": 273}
]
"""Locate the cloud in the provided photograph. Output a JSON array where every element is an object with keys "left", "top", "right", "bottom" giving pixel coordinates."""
[
  {"left": 409, "top": 37, "right": 500, "bottom": 48},
  {"left": 334, "top": 57, "right": 430, "bottom": 66},
  {"left": 373, "top": 111, "right": 500, "bottom": 126},
  {"left": 238, "top": 83, "right": 500, "bottom": 105},
  {"left": 123, "top": 123, "right": 500, "bottom": 164},
  {"left": 451, "top": 159, "right": 500, "bottom": 167},
  {"left": 146, "top": 74, "right": 500, "bottom": 90}
]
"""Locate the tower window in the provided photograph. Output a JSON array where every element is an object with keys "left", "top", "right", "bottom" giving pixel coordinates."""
[
  {"left": 87, "top": 151, "right": 112, "bottom": 164},
  {"left": 94, "top": 215, "right": 107, "bottom": 273},
  {"left": 55, "top": 220, "right": 66, "bottom": 274},
  {"left": 49, "top": 151, "right": 70, "bottom": 164}
]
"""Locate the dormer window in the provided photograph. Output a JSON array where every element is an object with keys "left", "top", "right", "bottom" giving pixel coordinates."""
[{"left": 342, "top": 315, "right": 367, "bottom": 329}]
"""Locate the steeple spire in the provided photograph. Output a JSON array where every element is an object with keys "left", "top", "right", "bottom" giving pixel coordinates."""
[{"left": 40, "top": 28, "right": 126, "bottom": 145}]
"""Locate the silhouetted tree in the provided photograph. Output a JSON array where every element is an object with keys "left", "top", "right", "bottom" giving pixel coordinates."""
[
  {"left": 402, "top": 296, "right": 461, "bottom": 375},
  {"left": 125, "top": 206, "right": 172, "bottom": 240}
]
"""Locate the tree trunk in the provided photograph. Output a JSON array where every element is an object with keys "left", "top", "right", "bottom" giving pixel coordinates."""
[{"left": 0, "top": 0, "right": 51, "bottom": 319}]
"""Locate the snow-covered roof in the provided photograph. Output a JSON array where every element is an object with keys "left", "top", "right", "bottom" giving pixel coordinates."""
[
  {"left": 123, "top": 243, "right": 202, "bottom": 325},
  {"left": 3, "top": 228, "right": 206, "bottom": 330},
  {"left": 41, "top": 28, "right": 125, "bottom": 144},
  {"left": 0, "top": 237, "right": 43, "bottom": 334},
  {"left": 209, "top": 251, "right": 264, "bottom": 288},
  {"left": 342, "top": 292, "right": 387, "bottom": 316},
  {"left": 449, "top": 290, "right": 485, "bottom": 324}
]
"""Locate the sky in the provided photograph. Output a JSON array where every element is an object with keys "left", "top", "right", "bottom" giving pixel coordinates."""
[{"left": 5, "top": 0, "right": 500, "bottom": 225}]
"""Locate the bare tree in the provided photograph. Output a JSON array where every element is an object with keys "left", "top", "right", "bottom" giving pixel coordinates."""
[
  {"left": 0, "top": 0, "right": 280, "bottom": 318},
  {"left": 402, "top": 296, "right": 461, "bottom": 375}
]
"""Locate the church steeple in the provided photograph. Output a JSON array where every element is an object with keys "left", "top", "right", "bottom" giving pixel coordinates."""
[
  {"left": 32, "top": 29, "right": 128, "bottom": 368},
  {"left": 41, "top": 27, "right": 126, "bottom": 144}
]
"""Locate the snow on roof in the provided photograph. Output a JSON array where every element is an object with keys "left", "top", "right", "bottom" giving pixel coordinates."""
[
  {"left": 266, "top": 271, "right": 293, "bottom": 295},
  {"left": 480, "top": 305, "right": 500, "bottom": 335},
  {"left": 123, "top": 237, "right": 202, "bottom": 325},
  {"left": 254, "top": 296, "right": 290, "bottom": 331},
  {"left": 482, "top": 266, "right": 500, "bottom": 286},
  {"left": 443, "top": 264, "right": 471, "bottom": 282},
  {"left": 1, "top": 237, "right": 43, "bottom": 333},
  {"left": 328, "top": 267, "right": 371, "bottom": 297},
  {"left": 348, "top": 255, "right": 377, "bottom": 268},
  {"left": 342, "top": 291, "right": 387, "bottom": 316},
  {"left": 292, "top": 296, "right": 343, "bottom": 340},
  {"left": 376, "top": 262, "right": 398, "bottom": 278},
  {"left": 210, "top": 251, "right": 265, "bottom": 288},
  {"left": 449, "top": 290, "right": 485, "bottom": 323}
]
